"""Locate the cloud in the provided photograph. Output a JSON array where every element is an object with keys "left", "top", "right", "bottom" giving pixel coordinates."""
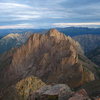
[
  {"left": 0, "top": 23, "right": 34, "bottom": 29},
  {"left": 0, "top": 0, "right": 100, "bottom": 28},
  {"left": 0, "top": 3, "right": 32, "bottom": 9},
  {"left": 0, "top": 2, "right": 65, "bottom": 22},
  {"left": 53, "top": 22, "right": 100, "bottom": 27},
  {"left": 0, "top": 2, "right": 41, "bottom": 22}
]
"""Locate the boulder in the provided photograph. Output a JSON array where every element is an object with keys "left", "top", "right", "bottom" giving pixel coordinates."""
[{"left": 29, "top": 84, "right": 72, "bottom": 100}]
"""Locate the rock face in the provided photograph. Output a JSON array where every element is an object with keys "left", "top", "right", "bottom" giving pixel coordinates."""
[
  {"left": 0, "top": 29, "right": 98, "bottom": 98},
  {"left": 73, "top": 34, "right": 100, "bottom": 53}
]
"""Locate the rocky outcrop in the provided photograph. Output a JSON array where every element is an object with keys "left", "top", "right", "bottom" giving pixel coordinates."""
[
  {"left": 30, "top": 84, "right": 100, "bottom": 100},
  {"left": 0, "top": 29, "right": 98, "bottom": 99},
  {"left": 68, "top": 89, "right": 90, "bottom": 100},
  {"left": 29, "top": 84, "right": 73, "bottom": 100}
]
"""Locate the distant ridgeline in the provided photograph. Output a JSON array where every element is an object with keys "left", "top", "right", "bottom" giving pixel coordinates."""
[
  {"left": 0, "top": 29, "right": 46, "bottom": 37},
  {"left": 0, "top": 27, "right": 100, "bottom": 37},
  {"left": 57, "top": 27, "right": 100, "bottom": 36}
]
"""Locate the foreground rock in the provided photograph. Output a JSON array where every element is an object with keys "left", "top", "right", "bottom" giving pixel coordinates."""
[
  {"left": 28, "top": 84, "right": 73, "bottom": 100},
  {"left": 28, "top": 85, "right": 92, "bottom": 100},
  {"left": 82, "top": 80, "right": 100, "bottom": 97},
  {"left": 30, "top": 85, "right": 100, "bottom": 100},
  {"left": 68, "top": 89, "right": 90, "bottom": 100},
  {"left": 0, "top": 76, "right": 46, "bottom": 100}
]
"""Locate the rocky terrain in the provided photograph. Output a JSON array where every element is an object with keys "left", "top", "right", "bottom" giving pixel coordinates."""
[
  {"left": 28, "top": 82, "right": 100, "bottom": 100},
  {"left": 0, "top": 29, "right": 100, "bottom": 100},
  {"left": 1, "top": 76, "right": 46, "bottom": 100},
  {"left": 73, "top": 34, "right": 100, "bottom": 53}
]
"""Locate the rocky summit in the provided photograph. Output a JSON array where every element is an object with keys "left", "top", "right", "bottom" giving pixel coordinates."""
[{"left": 0, "top": 29, "right": 99, "bottom": 100}]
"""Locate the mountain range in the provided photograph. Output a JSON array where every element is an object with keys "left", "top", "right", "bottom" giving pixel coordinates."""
[
  {"left": 0, "top": 29, "right": 100, "bottom": 66},
  {"left": 0, "top": 27, "right": 100, "bottom": 38},
  {"left": 0, "top": 29, "right": 100, "bottom": 100},
  {"left": 0, "top": 28, "right": 100, "bottom": 54}
]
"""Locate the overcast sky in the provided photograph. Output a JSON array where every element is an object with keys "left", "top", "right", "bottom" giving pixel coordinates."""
[{"left": 0, "top": 0, "right": 100, "bottom": 29}]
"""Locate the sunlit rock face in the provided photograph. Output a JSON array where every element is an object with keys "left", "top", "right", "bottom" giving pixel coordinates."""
[{"left": 0, "top": 29, "right": 98, "bottom": 98}]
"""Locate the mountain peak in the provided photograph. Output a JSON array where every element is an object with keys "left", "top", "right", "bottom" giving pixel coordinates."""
[
  {"left": 47, "top": 29, "right": 61, "bottom": 37},
  {"left": 49, "top": 28, "right": 59, "bottom": 33}
]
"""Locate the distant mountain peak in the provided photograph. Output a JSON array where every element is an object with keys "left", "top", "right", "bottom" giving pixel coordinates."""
[{"left": 3, "top": 33, "right": 20, "bottom": 39}]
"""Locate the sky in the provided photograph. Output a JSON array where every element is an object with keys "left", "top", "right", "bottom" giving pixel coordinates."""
[{"left": 0, "top": 0, "right": 100, "bottom": 29}]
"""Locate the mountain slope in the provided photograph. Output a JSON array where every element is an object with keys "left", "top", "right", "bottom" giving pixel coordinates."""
[
  {"left": 87, "top": 47, "right": 100, "bottom": 66},
  {"left": 73, "top": 34, "right": 100, "bottom": 53},
  {"left": 0, "top": 32, "right": 32, "bottom": 54},
  {"left": 0, "top": 29, "right": 99, "bottom": 98}
]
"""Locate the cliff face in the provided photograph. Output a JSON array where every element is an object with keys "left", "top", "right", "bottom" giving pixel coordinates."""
[{"left": 0, "top": 29, "right": 97, "bottom": 93}]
